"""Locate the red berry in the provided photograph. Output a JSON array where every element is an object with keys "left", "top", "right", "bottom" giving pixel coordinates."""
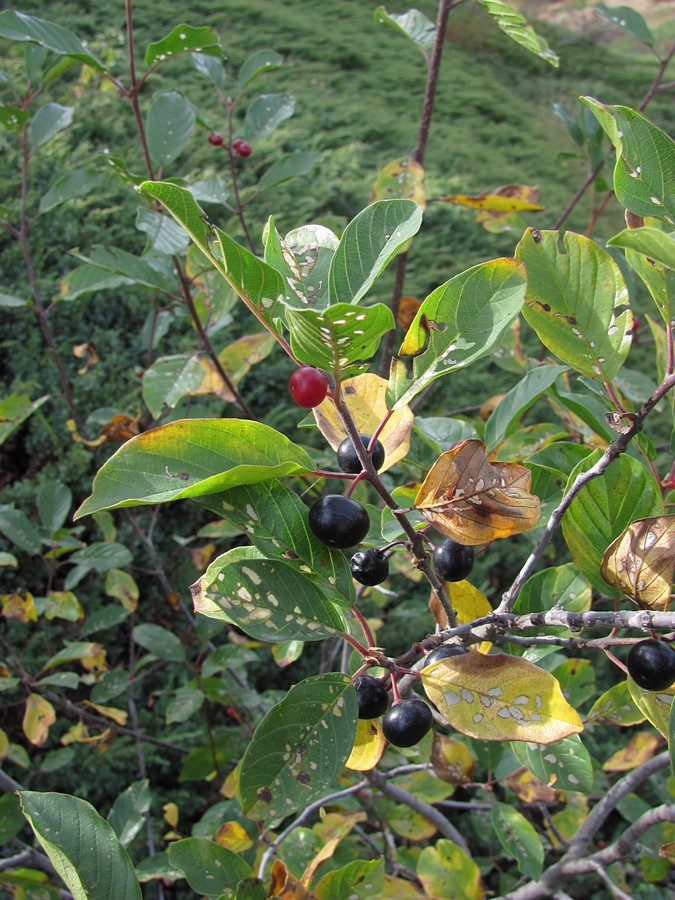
[
  {"left": 289, "top": 367, "right": 328, "bottom": 408},
  {"left": 232, "top": 138, "right": 252, "bottom": 157},
  {"left": 208, "top": 132, "right": 224, "bottom": 146}
]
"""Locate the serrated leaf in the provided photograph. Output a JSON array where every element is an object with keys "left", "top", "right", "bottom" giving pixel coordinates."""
[
  {"left": 587, "top": 680, "right": 645, "bottom": 727},
  {"left": 628, "top": 679, "right": 674, "bottom": 738},
  {"left": 596, "top": 4, "right": 654, "bottom": 47},
  {"left": 198, "top": 479, "right": 355, "bottom": 607},
  {"left": 263, "top": 219, "right": 338, "bottom": 310},
  {"left": 371, "top": 157, "right": 426, "bottom": 205},
  {"left": 390, "top": 258, "right": 526, "bottom": 408},
  {"left": 515, "top": 229, "right": 633, "bottom": 380},
  {"left": 132, "top": 623, "right": 185, "bottom": 662},
  {"left": 475, "top": 0, "right": 558, "bottom": 65},
  {"left": 485, "top": 364, "right": 568, "bottom": 452},
  {"left": 238, "top": 673, "right": 357, "bottom": 824},
  {"left": 328, "top": 200, "right": 422, "bottom": 306},
  {"left": 29, "top": 102, "right": 73, "bottom": 148},
  {"left": 74, "top": 419, "right": 315, "bottom": 518},
  {"left": 345, "top": 718, "right": 387, "bottom": 771},
  {"left": 238, "top": 49, "right": 282, "bottom": 87},
  {"left": 23, "top": 694, "right": 56, "bottom": 746},
  {"left": 0, "top": 11, "right": 105, "bottom": 70},
  {"left": 511, "top": 734, "right": 593, "bottom": 792},
  {"left": 414, "top": 439, "right": 540, "bottom": 544},
  {"left": 580, "top": 100, "right": 675, "bottom": 221},
  {"left": 562, "top": 452, "right": 663, "bottom": 597},
  {"left": 601, "top": 515, "right": 675, "bottom": 611},
  {"left": 146, "top": 92, "right": 195, "bottom": 167},
  {"left": 286, "top": 302, "right": 394, "bottom": 376},
  {"left": 373, "top": 7, "right": 435, "bottom": 58},
  {"left": 244, "top": 92, "right": 294, "bottom": 142},
  {"left": 191, "top": 546, "right": 348, "bottom": 641},
  {"left": 20, "top": 791, "right": 141, "bottom": 898},
  {"left": 144, "top": 24, "right": 221, "bottom": 66},
  {"left": 491, "top": 802, "right": 543, "bottom": 880},
  {"left": 417, "top": 839, "right": 484, "bottom": 900},
  {"left": 108, "top": 780, "right": 151, "bottom": 848},
  {"left": 168, "top": 837, "right": 251, "bottom": 895},
  {"left": 422, "top": 653, "right": 583, "bottom": 743}
]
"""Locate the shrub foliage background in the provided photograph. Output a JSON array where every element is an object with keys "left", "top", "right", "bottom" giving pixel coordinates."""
[{"left": 1, "top": 1, "right": 675, "bottom": 898}]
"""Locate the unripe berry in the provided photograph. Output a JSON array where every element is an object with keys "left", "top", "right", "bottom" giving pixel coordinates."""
[
  {"left": 208, "top": 132, "right": 224, "bottom": 146},
  {"left": 232, "top": 138, "right": 252, "bottom": 157},
  {"left": 289, "top": 367, "right": 328, "bottom": 408}
]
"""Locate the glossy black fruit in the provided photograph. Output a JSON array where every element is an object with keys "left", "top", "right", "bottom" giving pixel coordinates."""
[
  {"left": 382, "top": 698, "right": 433, "bottom": 747},
  {"left": 308, "top": 494, "right": 370, "bottom": 548},
  {"left": 354, "top": 675, "right": 390, "bottom": 719},
  {"left": 626, "top": 639, "right": 675, "bottom": 691},
  {"left": 423, "top": 644, "right": 469, "bottom": 667},
  {"left": 337, "top": 434, "right": 385, "bottom": 474},
  {"left": 350, "top": 549, "right": 389, "bottom": 586},
  {"left": 432, "top": 539, "right": 475, "bottom": 582}
]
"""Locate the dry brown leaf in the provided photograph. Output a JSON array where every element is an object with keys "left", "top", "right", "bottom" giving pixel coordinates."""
[
  {"left": 601, "top": 515, "right": 675, "bottom": 611},
  {"left": 503, "top": 767, "right": 559, "bottom": 804},
  {"left": 414, "top": 440, "right": 540, "bottom": 544}
]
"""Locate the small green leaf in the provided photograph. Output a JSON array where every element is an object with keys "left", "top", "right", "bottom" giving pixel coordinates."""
[
  {"left": 142, "top": 354, "right": 205, "bottom": 419},
  {"left": 0, "top": 503, "right": 44, "bottom": 554},
  {"left": 69, "top": 245, "right": 174, "bottom": 293},
  {"left": 244, "top": 93, "right": 294, "bottom": 142},
  {"left": 147, "top": 92, "right": 195, "bottom": 167},
  {"left": 328, "top": 199, "right": 422, "bottom": 305},
  {"left": 0, "top": 394, "right": 48, "bottom": 446},
  {"left": 20, "top": 791, "right": 141, "bottom": 899},
  {"left": 514, "top": 563, "right": 592, "bottom": 615},
  {"left": 132, "top": 624, "right": 186, "bottom": 662},
  {"left": 373, "top": 7, "right": 435, "bottom": 58},
  {"left": 263, "top": 219, "right": 337, "bottom": 310},
  {"left": 491, "top": 802, "right": 544, "bottom": 880},
  {"left": 596, "top": 3, "right": 653, "bottom": 46},
  {"left": 314, "top": 857, "right": 384, "bottom": 899},
  {"left": 29, "top": 102, "right": 73, "bottom": 148},
  {"left": 166, "top": 687, "right": 205, "bottom": 724},
  {"left": 39, "top": 167, "right": 104, "bottom": 214},
  {"left": 108, "top": 780, "right": 151, "bottom": 848},
  {"left": 515, "top": 229, "right": 632, "bottom": 381},
  {"left": 135, "top": 207, "right": 191, "bottom": 255},
  {"left": 190, "top": 52, "right": 226, "bottom": 86},
  {"left": 0, "top": 11, "right": 105, "bottom": 70},
  {"left": 511, "top": 734, "right": 594, "bottom": 793},
  {"left": 586, "top": 681, "right": 645, "bottom": 727},
  {"left": 74, "top": 419, "right": 315, "bottom": 518},
  {"left": 43, "top": 641, "right": 103, "bottom": 671},
  {"left": 169, "top": 838, "right": 251, "bottom": 894},
  {"left": 624, "top": 246, "right": 675, "bottom": 325},
  {"left": 628, "top": 679, "right": 673, "bottom": 738},
  {"left": 0, "top": 103, "right": 30, "bottom": 132},
  {"left": 238, "top": 673, "right": 357, "bottom": 824},
  {"left": 257, "top": 151, "right": 323, "bottom": 191},
  {"left": 238, "top": 49, "right": 282, "bottom": 88},
  {"left": 474, "top": 0, "right": 559, "bottom": 66},
  {"left": 485, "top": 364, "right": 568, "bottom": 451},
  {"left": 189, "top": 174, "right": 229, "bottom": 206},
  {"left": 37, "top": 481, "right": 72, "bottom": 533},
  {"left": 145, "top": 24, "right": 222, "bottom": 66}
]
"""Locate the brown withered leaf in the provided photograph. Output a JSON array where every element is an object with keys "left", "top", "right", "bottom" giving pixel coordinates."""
[
  {"left": 414, "top": 440, "right": 540, "bottom": 545},
  {"left": 503, "top": 767, "right": 559, "bottom": 804},
  {"left": 601, "top": 515, "right": 675, "bottom": 611},
  {"left": 396, "top": 297, "right": 422, "bottom": 331}
]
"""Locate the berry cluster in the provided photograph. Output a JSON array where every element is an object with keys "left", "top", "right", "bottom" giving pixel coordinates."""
[
  {"left": 626, "top": 639, "right": 675, "bottom": 691},
  {"left": 354, "top": 675, "right": 433, "bottom": 747},
  {"left": 207, "top": 133, "right": 252, "bottom": 157}
]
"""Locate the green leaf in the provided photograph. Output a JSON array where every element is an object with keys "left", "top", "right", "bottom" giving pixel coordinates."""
[
  {"left": 562, "top": 452, "right": 663, "bottom": 596},
  {"left": 74, "top": 419, "right": 315, "bottom": 518},
  {"left": 580, "top": 100, "right": 675, "bottom": 221},
  {"left": 142, "top": 354, "right": 205, "bottom": 419},
  {"left": 192, "top": 546, "right": 348, "bottom": 641},
  {"left": 514, "top": 563, "right": 592, "bottom": 615},
  {"left": 314, "top": 857, "right": 384, "bottom": 900},
  {"left": 198, "top": 479, "right": 355, "bottom": 608},
  {"left": 609, "top": 227, "right": 675, "bottom": 273},
  {"left": 238, "top": 49, "right": 283, "bottom": 88},
  {"left": 0, "top": 792, "right": 25, "bottom": 843},
  {"left": 169, "top": 837, "right": 252, "bottom": 895},
  {"left": 0, "top": 103, "right": 30, "bottom": 132},
  {"left": 286, "top": 302, "right": 394, "bottom": 376},
  {"left": 257, "top": 151, "right": 323, "bottom": 192},
  {"left": 263, "top": 219, "right": 338, "bottom": 310},
  {"left": 485, "top": 364, "right": 568, "bottom": 452},
  {"left": 596, "top": 3, "right": 654, "bottom": 46},
  {"left": 189, "top": 175, "right": 229, "bottom": 206},
  {"left": 244, "top": 93, "right": 294, "bottom": 142},
  {"left": 0, "top": 291, "right": 29, "bottom": 308},
  {"left": 390, "top": 258, "right": 526, "bottom": 408},
  {"left": 65, "top": 542, "right": 132, "bottom": 590},
  {"left": 0, "top": 503, "right": 44, "bottom": 553},
  {"left": 373, "top": 7, "right": 435, "bottom": 58},
  {"left": 39, "top": 167, "right": 104, "bottom": 214},
  {"left": 136, "top": 851, "right": 184, "bottom": 883},
  {"left": 0, "top": 11, "right": 105, "bottom": 70},
  {"left": 20, "top": 791, "right": 141, "bottom": 899},
  {"left": 147, "top": 92, "right": 195, "bottom": 167},
  {"left": 29, "top": 102, "right": 73, "bottom": 148},
  {"left": 670, "top": 697, "right": 675, "bottom": 777},
  {"left": 511, "top": 733, "right": 594, "bottom": 793},
  {"left": 238, "top": 673, "right": 357, "bottom": 824},
  {"left": 491, "top": 802, "right": 544, "bottom": 880},
  {"left": 515, "top": 229, "right": 632, "bottom": 381},
  {"left": 38, "top": 481, "right": 72, "bottom": 533},
  {"left": 190, "top": 52, "right": 226, "bottom": 87},
  {"left": 586, "top": 681, "right": 644, "bottom": 727},
  {"left": 69, "top": 245, "right": 174, "bottom": 293},
  {"left": 628, "top": 679, "right": 673, "bottom": 738},
  {"left": 474, "top": 0, "right": 559, "bottom": 66},
  {"left": 623, "top": 244, "right": 675, "bottom": 325},
  {"left": 135, "top": 207, "right": 191, "bottom": 255},
  {"left": 166, "top": 687, "right": 205, "bottom": 724},
  {"left": 0, "top": 394, "right": 48, "bottom": 446},
  {"left": 43, "top": 641, "right": 103, "bottom": 671},
  {"left": 145, "top": 24, "right": 222, "bottom": 66},
  {"left": 132, "top": 624, "right": 186, "bottom": 662},
  {"left": 108, "top": 780, "right": 151, "bottom": 848},
  {"left": 328, "top": 199, "right": 422, "bottom": 305}
]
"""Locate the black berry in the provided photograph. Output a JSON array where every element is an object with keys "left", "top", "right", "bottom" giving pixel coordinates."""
[
  {"left": 337, "top": 434, "right": 385, "bottom": 474},
  {"left": 354, "top": 675, "right": 390, "bottom": 719},
  {"left": 382, "top": 699, "right": 433, "bottom": 747},
  {"left": 433, "top": 539, "right": 475, "bottom": 582},
  {"left": 308, "top": 494, "right": 370, "bottom": 548},
  {"left": 626, "top": 639, "right": 675, "bottom": 691},
  {"left": 423, "top": 644, "right": 469, "bottom": 667},
  {"left": 289, "top": 367, "right": 328, "bottom": 408},
  {"left": 350, "top": 549, "right": 389, "bottom": 586}
]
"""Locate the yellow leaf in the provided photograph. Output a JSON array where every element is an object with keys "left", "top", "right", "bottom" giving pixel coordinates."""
[
  {"left": 658, "top": 842, "right": 675, "bottom": 863},
  {"left": 22, "top": 694, "right": 56, "bottom": 747},
  {"left": 396, "top": 297, "right": 422, "bottom": 331},
  {"left": 314, "top": 373, "right": 413, "bottom": 473},
  {"left": 188, "top": 543, "right": 217, "bottom": 571},
  {"left": 61, "top": 721, "right": 111, "bottom": 745},
  {"left": 371, "top": 157, "right": 425, "bottom": 206},
  {"left": 163, "top": 802, "right": 179, "bottom": 828},
  {"left": 105, "top": 568, "right": 139, "bottom": 612},
  {"left": 601, "top": 515, "right": 675, "bottom": 611},
  {"left": 311, "top": 811, "right": 367, "bottom": 846},
  {"left": 214, "top": 820, "right": 253, "bottom": 853},
  {"left": 346, "top": 718, "right": 387, "bottom": 771},
  {"left": 270, "top": 859, "right": 313, "bottom": 899},
  {"left": 81, "top": 647, "right": 107, "bottom": 674},
  {"left": 603, "top": 731, "right": 662, "bottom": 772},
  {"left": 429, "top": 580, "right": 493, "bottom": 653},
  {"left": 73, "top": 341, "right": 99, "bottom": 374},
  {"left": 220, "top": 764, "right": 239, "bottom": 799},
  {"left": 0, "top": 727, "right": 8, "bottom": 763},
  {"left": 382, "top": 875, "right": 426, "bottom": 898},
  {"left": 548, "top": 793, "right": 588, "bottom": 847},
  {"left": 1, "top": 591, "right": 38, "bottom": 622},
  {"left": 586, "top": 681, "right": 645, "bottom": 727},
  {"left": 82, "top": 700, "right": 128, "bottom": 726},
  {"left": 504, "top": 768, "right": 559, "bottom": 805},
  {"left": 414, "top": 440, "right": 540, "bottom": 544},
  {"left": 418, "top": 839, "right": 485, "bottom": 900},
  {"left": 430, "top": 734, "right": 475, "bottom": 784},
  {"left": 422, "top": 653, "right": 583, "bottom": 743},
  {"left": 439, "top": 183, "right": 543, "bottom": 215}
]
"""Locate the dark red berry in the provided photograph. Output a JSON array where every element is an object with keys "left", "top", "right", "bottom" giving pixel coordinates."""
[
  {"left": 289, "top": 367, "right": 328, "bottom": 408},
  {"left": 208, "top": 132, "right": 224, "bottom": 146},
  {"left": 232, "top": 138, "right": 252, "bottom": 157},
  {"left": 432, "top": 539, "right": 475, "bottom": 582},
  {"left": 337, "top": 434, "right": 385, "bottom": 474},
  {"left": 382, "top": 699, "right": 433, "bottom": 747},
  {"left": 626, "top": 639, "right": 675, "bottom": 691},
  {"left": 423, "top": 644, "right": 469, "bottom": 668},
  {"left": 350, "top": 549, "right": 389, "bottom": 586},
  {"left": 308, "top": 494, "right": 370, "bottom": 548},
  {"left": 354, "top": 675, "right": 389, "bottom": 719}
]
